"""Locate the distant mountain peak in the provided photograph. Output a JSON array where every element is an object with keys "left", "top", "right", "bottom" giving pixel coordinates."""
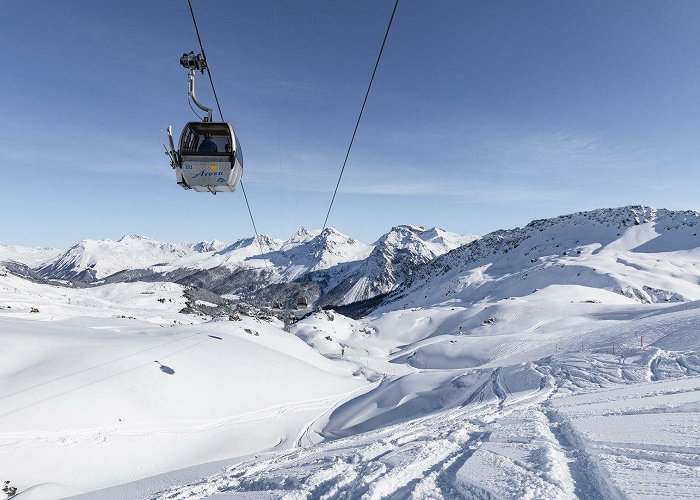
[
  {"left": 390, "top": 224, "right": 426, "bottom": 233},
  {"left": 420, "top": 227, "right": 443, "bottom": 237},
  {"left": 191, "top": 240, "right": 226, "bottom": 253},
  {"left": 219, "top": 237, "right": 258, "bottom": 253},
  {"left": 255, "top": 234, "right": 280, "bottom": 251},
  {"left": 320, "top": 227, "right": 340, "bottom": 237},
  {"left": 217, "top": 235, "right": 281, "bottom": 257},
  {"left": 118, "top": 234, "right": 153, "bottom": 243}
]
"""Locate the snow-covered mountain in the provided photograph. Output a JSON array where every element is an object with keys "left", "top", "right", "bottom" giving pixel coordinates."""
[
  {"left": 20, "top": 225, "right": 470, "bottom": 307},
  {"left": 190, "top": 240, "right": 227, "bottom": 253},
  {"left": 150, "top": 235, "right": 283, "bottom": 273},
  {"left": 218, "top": 234, "right": 281, "bottom": 257},
  {"left": 0, "top": 242, "right": 62, "bottom": 268},
  {"left": 38, "top": 235, "right": 220, "bottom": 282},
  {"left": 276, "top": 227, "right": 372, "bottom": 278},
  {"left": 254, "top": 226, "right": 472, "bottom": 307},
  {"left": 141, "top": 228, "right": 374, "bottom": 306},
  {"left": 384, "top": 206, "right": 700, "bottom": 312},
  {"left": 22, "top": 206, "right": 700, "bottom": 312},
  {"left": 321, "top": 225, "right": 477, "bottom": 305}
]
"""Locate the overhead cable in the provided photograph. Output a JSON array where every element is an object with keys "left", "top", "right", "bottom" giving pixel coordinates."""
[
  {"left": 186, "top": 0, "right": 267, "bottom": 255},
  {"left": 322, "top": 0, "right": 400, "bottom": 229}
]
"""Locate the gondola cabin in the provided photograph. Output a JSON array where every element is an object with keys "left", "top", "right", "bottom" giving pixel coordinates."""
[{"left": 175, "top": 121, "right": 243, "bottom": 193}]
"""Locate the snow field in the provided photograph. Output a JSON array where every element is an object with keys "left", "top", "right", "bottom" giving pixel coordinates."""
[
  {"left": 0, "top": 271, "right": 197, "bottom": 324},
  {"left": 0, "top": 279, "right": 368, "bottom": 494}
]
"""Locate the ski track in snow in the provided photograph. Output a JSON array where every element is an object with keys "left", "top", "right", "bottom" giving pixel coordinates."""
[{"left": 150, "top": 350, "right": 700, "bottom": 500}]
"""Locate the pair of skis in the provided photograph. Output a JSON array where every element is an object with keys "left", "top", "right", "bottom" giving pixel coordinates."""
[{"left": 159, "top": 126, "right": 179, "bottom": 169}]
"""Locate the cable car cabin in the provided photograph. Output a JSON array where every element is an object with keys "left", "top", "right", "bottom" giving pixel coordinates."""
[{"left": 175, "top": 122, "right": 243, "bottom": 193}]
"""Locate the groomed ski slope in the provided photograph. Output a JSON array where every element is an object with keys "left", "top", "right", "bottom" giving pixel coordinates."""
[{"left": 148, "top": 302, "right": 700, "bottom": 500}]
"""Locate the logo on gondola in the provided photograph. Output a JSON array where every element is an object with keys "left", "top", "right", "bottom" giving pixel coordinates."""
[{"left": 192, "top": 166, "right": 224, "bottom": 179}]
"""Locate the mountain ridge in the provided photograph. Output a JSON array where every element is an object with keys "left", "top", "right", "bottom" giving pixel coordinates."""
[
  {"left": 5, "top": 205, "right": 700, "bottom": 313},
  {"left": 1, "top": 225, "right": 473, "bottom": 307},
  {"left": 381, "top": 205, "right": 700, "bottom": 313}
]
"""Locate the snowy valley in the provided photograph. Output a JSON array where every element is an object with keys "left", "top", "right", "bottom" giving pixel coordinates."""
[{"left": 2, "top": 205, "right": 700, "bottom": 499}]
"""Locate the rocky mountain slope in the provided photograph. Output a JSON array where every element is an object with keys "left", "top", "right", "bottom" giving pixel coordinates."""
[
  {"left": 383, "top": 205, "right": 700, "bottom": 312},
  {"left": 320, "top": 225, "right": 477, "bottom": 306},
  {"left": 3, "top": 226, "right": 473, "bottom": 308}
]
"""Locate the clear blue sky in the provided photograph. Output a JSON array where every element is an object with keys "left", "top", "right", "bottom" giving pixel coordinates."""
[{"left": 3, "top": 0, "right": 700, "bottom": 248}]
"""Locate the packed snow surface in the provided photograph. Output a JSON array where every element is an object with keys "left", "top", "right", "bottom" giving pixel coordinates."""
[{"left": 1, "top": 206, "right": 700, "bottom": 499}]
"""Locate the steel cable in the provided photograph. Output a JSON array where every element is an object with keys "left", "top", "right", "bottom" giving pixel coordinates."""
[
  {"left": 322, "top": 0, "right": 400, "bottom": 229},
  {"left": 186, "top": 0, "right": 267, "bottom": 256}
]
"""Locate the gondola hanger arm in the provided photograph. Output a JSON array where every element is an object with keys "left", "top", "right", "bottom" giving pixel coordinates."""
[{"left": 180, "top": 51, "right": 212, "bottom": 122}]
